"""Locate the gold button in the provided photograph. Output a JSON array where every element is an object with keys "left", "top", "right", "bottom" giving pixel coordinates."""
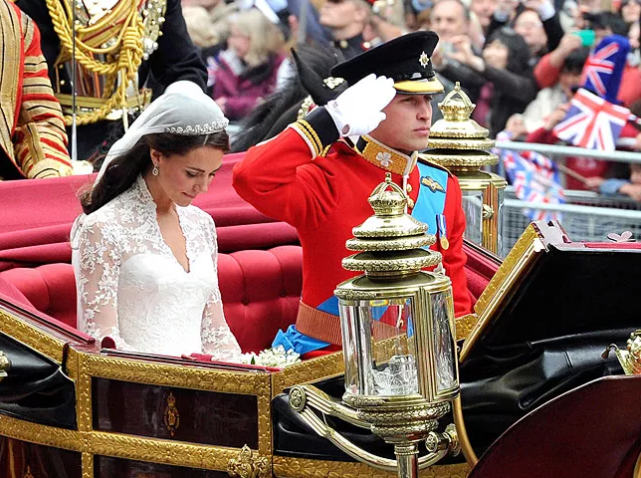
[
  {"left": 339, "top": 40, "right": 348, "bottom": 49},
  {"left": 407, "top": 198, "right": 415, "bottom": 209},
  {"left": 406, "top": 184, "right": 412, "bottom": 193}
]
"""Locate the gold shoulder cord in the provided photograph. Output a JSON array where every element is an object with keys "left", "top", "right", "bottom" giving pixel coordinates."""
[{"left": 45, "top": 0, "right": 147, "bottom": 125}]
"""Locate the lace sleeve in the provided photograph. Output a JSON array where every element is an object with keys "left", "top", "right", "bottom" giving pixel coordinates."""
[
  {"left": 72, "top": 219, "right": 135, "bottom": 351},
  {"left": 200, "top": 218, "right": 241, "bottom": 362}
]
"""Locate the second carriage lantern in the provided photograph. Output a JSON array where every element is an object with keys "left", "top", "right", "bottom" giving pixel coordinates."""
[
  {"left": 422, "top": 83, "right": 508, "bottom": 256},
  {"left": 288, "top": 174, "right": 460, "bottom": 478}
]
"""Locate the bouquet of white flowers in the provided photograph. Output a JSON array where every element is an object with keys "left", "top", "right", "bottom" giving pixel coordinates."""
[{"left": 240, "top": 345, "right": 301, "bottom": 368}]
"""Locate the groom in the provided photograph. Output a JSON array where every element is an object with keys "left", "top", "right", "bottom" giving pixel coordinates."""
[{"left": 233, "top": 32, "right": 471, "bottom": 355}]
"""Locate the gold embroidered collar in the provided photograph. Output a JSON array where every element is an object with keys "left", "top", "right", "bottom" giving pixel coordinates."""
[{"left": 353, "top": 135, "right": 418, "bottom": 176}]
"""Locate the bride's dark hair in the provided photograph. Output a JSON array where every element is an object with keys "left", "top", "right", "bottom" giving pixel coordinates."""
[{"left": 80, "top": 131, "right": 230, "bottom": 214}]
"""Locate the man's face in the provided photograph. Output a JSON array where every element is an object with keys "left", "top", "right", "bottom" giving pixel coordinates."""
[
  {"left": 471, "top": 0, "right": 497, "bottom": 28},
  {"left": 430, "top": 0, "right": 468, "bottom": 42},
  {"left": 320, "top": 0, "right": 367, "bottom": 30},
  {"left": 369, "top": 93, "right": 433, "bottom": 153}
]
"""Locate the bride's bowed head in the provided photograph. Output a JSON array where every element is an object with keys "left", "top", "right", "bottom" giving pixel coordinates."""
[{"left": 81, "top": 81, "right": 230, "bottom": 214}]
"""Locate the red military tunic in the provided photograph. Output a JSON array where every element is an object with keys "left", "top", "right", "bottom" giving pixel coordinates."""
[{"left": 233, "top": 121, "right": 472, "bottom": 333}]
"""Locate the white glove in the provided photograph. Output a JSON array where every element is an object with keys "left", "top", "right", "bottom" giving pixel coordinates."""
[{"left": 325, "top": 74, "right": 396, "bottom": 137}]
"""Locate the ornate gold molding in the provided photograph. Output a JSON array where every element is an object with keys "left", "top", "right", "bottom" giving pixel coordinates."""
[
  {"left": 460, "top": 225, "right": 542, "bottom": 362},
  {"left": 82, "top": 452, "right": 93, "bottom": 478},
  {"left": 272, "top": 352, "right": 345, "bottom": 397},
  {"left": 272, "top": 456, "right": 470, "bottom": 478},
  {"left": 0, "top": 413, "right": 265, "bottom": 472},
  {"left": 454, "top": 314, "right": 478, "bottom": 342},
  {"left": 228, "top": 445, "right": 270, "bottom": 478},
  {"left": 0, "top": 308, "right": 66, "bottom": 363},
  {"left": 68, "top": 348, "right": 274, "bottom": 455},
  {"left": 81, "top": 353, "right": 271, "bottom": 394}
]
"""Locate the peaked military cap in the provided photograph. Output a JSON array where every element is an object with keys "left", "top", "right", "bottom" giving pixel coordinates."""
[{"left": 330, "top": 31, "right": 444, "bottom": 95}]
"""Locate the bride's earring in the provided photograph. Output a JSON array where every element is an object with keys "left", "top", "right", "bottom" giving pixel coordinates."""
[{"left": 152, "top": 165, "right": 159, "bottom": 176}]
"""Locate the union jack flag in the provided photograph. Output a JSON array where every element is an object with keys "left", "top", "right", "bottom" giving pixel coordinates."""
[
  {"left": 497, "top": 132, "right": 565, "bottom": 222},
  {"left": 580, "top": 42, "right": 618, "bottom": 97},
  {"left": 553, "top": 88, "right": 630, "bottom": 151}
]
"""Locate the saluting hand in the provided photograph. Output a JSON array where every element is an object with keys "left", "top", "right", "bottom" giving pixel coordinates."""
[{"left": 326, "top": 74, "right": 396, "bottom": 137}]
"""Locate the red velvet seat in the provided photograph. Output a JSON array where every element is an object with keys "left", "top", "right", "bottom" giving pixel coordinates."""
[
  {"left": 0, "top": 242, "right": 494, "bottom": 354},
  {"left": 0, "top": 263, "right": 77, "bottom": 329},
  {"left": 0, "top": 246, "right": 303, "bottom": 353}
]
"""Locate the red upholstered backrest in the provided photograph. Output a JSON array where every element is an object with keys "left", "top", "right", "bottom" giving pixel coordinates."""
[
  {"left": 0, "top": 263, "right": 78, "bottom": 329},
  {"left": 0, "top": 246, "right": 303, "bottom": 353},
  {"left": 219, "top": 246, "right": 303, "bottom": 353}
]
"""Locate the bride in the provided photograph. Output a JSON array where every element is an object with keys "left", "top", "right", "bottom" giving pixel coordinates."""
[{"left": 71, "top": 81, "right": 242, "bottom": 362}]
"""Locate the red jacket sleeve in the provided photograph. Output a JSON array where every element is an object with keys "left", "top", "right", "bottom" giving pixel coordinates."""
[
  {"left": 533, "top": 53, "right": 562, "bottom": 89},
  {"left": 232, "top": 126, "right": 340, "bottom": 229},
  {"left": 442, "top": 175, "right": 472, "bottom": 317}
]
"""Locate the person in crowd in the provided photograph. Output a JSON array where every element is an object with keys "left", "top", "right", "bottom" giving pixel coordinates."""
[
  {"left": 520, "top": 46, "right": 589, "bottom": 132},
  {"left": 319, "top": 0, "right": 371, "bottom": 58},
  {"left": 619, "top": 0, "right": 640, "bottom": 28},
  {"left": 470, "top": 0, "right": 498, "bottom": 36},
  {"left": 587, "top": 161, "right": 641, "bottom": 201},
  {"left": 18, "top": 0, "right": 208, "bottom": 162},
  {"left": 444, "top": 27, "right": 539, "bottom": 137},
  {"left": 233, "top": 32, "right": 472, "bottom": 356},
  {"left": 536, "top": 25, "right": 641, "bottom": 107},
  {"left": 429, "top": 0, "right": 484, "bottom": 102},
  {"left": 72, "top": 81, "right": 241, "bottom": 361},
  {"left": 0, "top": 0, "right": 71, "bottom": 180},
  {"left": 213, "top": 8, "right": 287, "bottom": 121},
  {"left": 490, "top": 0, "right": 564, "bottom": 63}
]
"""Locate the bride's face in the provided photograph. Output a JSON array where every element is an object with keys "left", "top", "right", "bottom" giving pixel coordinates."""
[{"left": 152, "top": 146, "right": 224, "bottom": 206}]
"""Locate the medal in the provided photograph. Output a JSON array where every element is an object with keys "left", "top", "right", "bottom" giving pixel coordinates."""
[{"left": 437, "top": 214, "right": 449, "bottom": 250}]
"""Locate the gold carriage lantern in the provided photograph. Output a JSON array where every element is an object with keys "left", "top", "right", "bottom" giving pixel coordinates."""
[
  {"left": 422, "top": 83, "right": 508, "bottom": 256},
  {"left": 288, "top": 174, "right": 460, "bottom": 478}
]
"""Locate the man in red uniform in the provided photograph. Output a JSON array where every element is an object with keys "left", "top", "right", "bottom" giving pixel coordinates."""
[
  {"left": 233, "top": 31, "right": 471, "bottom": 355},
  {"left": 0, "top": 0, "right": 71, "bottom": 180}
]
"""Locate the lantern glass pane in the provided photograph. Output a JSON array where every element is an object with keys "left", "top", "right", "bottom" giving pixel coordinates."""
[
  {"left": 461, "top": 190, "right": 484, "bottom": 245},
  {"left": 340, "top": 297, "right": 419, "bottom": 397},
  {"left": 431, "top": 291, "right": 457, "bottom": 394}
]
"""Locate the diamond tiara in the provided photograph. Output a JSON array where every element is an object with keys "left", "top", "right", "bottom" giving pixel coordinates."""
[{"left": 165, "top": 119, "right": 229, "bottom": 135}]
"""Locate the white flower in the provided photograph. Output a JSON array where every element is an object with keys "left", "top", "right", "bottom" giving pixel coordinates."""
[
  {"left": 376, "top": 152, "right": 393, "bottom": 167},
  {"left": 239, "top": 345, "right": 301, "bottom": 368}
]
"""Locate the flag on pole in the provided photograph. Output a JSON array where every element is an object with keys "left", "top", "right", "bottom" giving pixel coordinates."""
[
  {"left": 553, "top": 88, "right": 631, "bottom": 151},
  {"left": 553, "top": 35, "right": 632, "bottom": 151}
]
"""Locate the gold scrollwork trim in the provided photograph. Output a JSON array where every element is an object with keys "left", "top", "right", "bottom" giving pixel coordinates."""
[
  {"left": 272, "top": 456, "right": 470, "bottom": 478},
  {"left": 228, "top": 445, "right": 271, "bottom": 478},
  {"left": 0, "top": 413, "right": 268, "bottom": 472},
  {"left": 272, "top": 352, "right": 345, "bottom": 397},
  {"left": 455, "top": 314, "right": 478, "bottom": 342},
  {"left": 81, "top": 353, "right": 271, "bottom": 395},
  {"left": 460, "top": 225, "right": 542, "bottom": 362},
  {"left": 0, "top": 309, "right": 65, "bottom": 363}
]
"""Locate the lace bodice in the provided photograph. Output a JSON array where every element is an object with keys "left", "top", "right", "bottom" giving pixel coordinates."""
[{"left": 71, "top": 176, "right": 241, "bottom": 362}]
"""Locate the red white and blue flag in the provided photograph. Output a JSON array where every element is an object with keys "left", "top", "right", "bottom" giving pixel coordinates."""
[
  {"left": 553, "top": 88, "right": 630, "bottom": 151},
  {"left": 580, "top": 41, "right": 619, "bottom": 98},
  {"left": 497, "top": 132, "right": 565, "bottom": 222}
]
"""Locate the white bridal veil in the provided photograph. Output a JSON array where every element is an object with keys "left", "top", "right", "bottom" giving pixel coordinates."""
[{"left": 97, "top": 81, "right": 229, "bottom": 179}]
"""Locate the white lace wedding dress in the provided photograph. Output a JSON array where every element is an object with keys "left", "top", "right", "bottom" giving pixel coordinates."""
[{"left": 71, "top": 176, "right": 242, "bottom": 362}]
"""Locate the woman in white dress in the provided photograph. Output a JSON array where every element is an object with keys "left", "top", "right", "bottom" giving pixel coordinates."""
[{"left": 72, "top": 81, "right": 242, "bottom": 362}]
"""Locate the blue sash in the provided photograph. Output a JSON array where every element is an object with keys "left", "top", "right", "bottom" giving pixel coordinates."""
[{"left": 412, "top": 161, "right": 448, "bottom": 245}]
